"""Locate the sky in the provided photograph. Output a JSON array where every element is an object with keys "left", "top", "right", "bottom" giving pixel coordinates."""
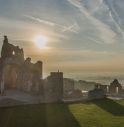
[{"left": 0, "top": 0, "right": 124, "bottom": 75}]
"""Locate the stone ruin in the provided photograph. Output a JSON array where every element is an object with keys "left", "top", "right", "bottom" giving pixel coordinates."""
[
  {"left": 89, "top": 79, "right": 124, "bottom": 99},
  {"left": 97, "top": 79, "right": 123, "bottom": 95},
  {"left": 44, "top": 71, "right": 63, "bottom": 102},
  {"left": 109, "top": 79, "right": 122, "bottom": 95},
  {"left": 0, "top": 36, "right": 43, "bottom": 94},
  {"left": 88, "top": 84, "right": 106, "bottom": 99}
]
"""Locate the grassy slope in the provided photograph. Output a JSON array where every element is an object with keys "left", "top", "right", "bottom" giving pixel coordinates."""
[{"left": 0, "top": 99, "right": 124, "bottom": 127}]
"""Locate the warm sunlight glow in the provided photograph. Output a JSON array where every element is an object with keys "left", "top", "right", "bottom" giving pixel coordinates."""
[{"left": 33, "top": 35, "right": 48, "bottom": 49}]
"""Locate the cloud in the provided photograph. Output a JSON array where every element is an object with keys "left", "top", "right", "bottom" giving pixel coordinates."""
[
  {"left": 109, "top": 11, "right": 124, "bottom": 39},
  {"left": 87, "top": 36, "right": 102, "bottom": 44},
  {"left": 67, "top": 0, "right": 116, "bottom": 44},
  {"left": 23, "top": 14, "right": 79, "bottom": 34},
  {"left": 27, "top": 47, "right": 116, "bottom": 62},
  {"left": 104, "top": 0, "right": 124, "bottom": 39},
  {"left": 77, "top": 0, "right": 104, "bottom": 13},
  {"left": 67, "top": 0, "right": 82, "bottom": 8},
  {"left": 26, "top": 47, "right": 123, "bottom": 73},
  {"left": 62, "top": 23, "right": 79, "bottom": 33},
  {"left": 23, "top": 15, "right": 56, "bottom": 26}
]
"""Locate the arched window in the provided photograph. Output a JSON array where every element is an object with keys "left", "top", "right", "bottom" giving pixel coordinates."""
[{"left": 12, "top": 51, "right": 15, "bottom": 55}]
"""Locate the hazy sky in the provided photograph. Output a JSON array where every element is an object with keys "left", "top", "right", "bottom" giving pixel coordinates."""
[{"left": 0, "top": 0, "right": 124, "bottom": 74}]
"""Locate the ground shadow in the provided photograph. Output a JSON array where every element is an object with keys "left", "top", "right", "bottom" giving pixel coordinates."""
[
  {"left": 0, "top": 103, "right": 80, "bottom": 127},
  {"left": 92, "top": 98, "right": 124, "bottom": 116}
]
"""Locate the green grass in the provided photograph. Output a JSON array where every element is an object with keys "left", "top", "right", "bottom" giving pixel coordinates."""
[{"left": 0, "top": 99, "right": 124, "bottom": 127}]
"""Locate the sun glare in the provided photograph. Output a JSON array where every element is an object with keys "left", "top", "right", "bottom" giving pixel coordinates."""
[{"left": 33, "top": 35, "right": 48, "bottom": 49}]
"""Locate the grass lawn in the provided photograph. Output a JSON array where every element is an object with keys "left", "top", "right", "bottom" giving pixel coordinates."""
[{"left": 0, "top": 98, "right": 124, "bottom": 127}]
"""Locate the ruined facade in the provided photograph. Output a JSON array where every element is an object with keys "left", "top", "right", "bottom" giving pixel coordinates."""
[
  {"left": 0, "top": 36, "right": 65, "bottom": 102},
  {"left": 0, "top": 36, "right": 43, "bottom": 94},
  {"left": 1, "top": 36, "right": 24, "bottom": 64},
  {"left": 98, "top": 79, "right": 123, "bottom": 95},
  {"left": 44, "top": 71, "right": 63, "bottom": 102},
  {"left": 109, "top": 79, "right": 122, "bottom": 94},
  {"left": 63, "top": 78, "right": 75, "bottom": 94}
]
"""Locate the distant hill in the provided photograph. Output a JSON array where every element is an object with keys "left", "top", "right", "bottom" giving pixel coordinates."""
[{"left": 75, "top": 80, "right": 99, "bottom": 91}]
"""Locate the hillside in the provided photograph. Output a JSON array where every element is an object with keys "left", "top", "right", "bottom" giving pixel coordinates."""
[
  {"left": 0, "top": 99, "right": 124, "bottom": 127},
  {"left": 75, "top": 80, "right": 97, "bottom": 91}
]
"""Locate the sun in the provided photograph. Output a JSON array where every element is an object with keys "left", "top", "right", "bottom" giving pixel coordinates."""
[{"left": 33, "top": 35, "right": 48, "bottom": 49}]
